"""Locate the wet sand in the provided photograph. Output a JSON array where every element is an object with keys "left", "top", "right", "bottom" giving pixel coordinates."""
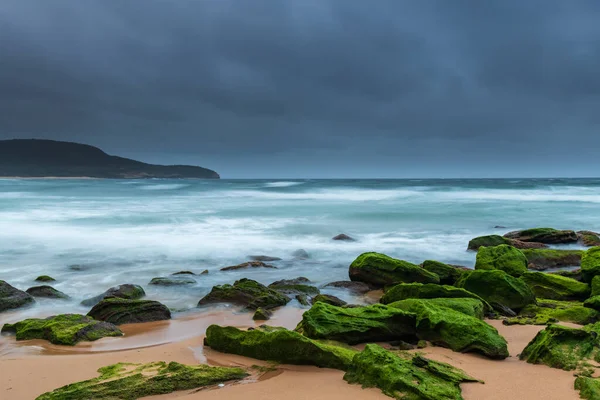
[{"left": 0, "top": 309, "right": 581, "bottom": 400}]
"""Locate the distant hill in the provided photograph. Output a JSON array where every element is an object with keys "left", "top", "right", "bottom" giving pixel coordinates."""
[{"left": 0, "top": 139, "right": 220, "bottom": 179}]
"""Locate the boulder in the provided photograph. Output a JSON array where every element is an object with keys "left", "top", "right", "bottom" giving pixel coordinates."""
[
  {"left": 343, "top": 344, "right": 480, "bottom": 400},
  {"left": 81, "top": 284, "right": 146, "bottom": 307},
  {"left": 504, "top": 228, "right": 578, "bottom": 244},
  {"left": 36, "top": 361, "right": 247, "bottom": 400},
  {"left": 503, "top": 299, "right": 598, "bottom": 326},
  {"left": 310, "top": 294, "right": 347, "bottom": 307},
  {"left": 421, "top": 260, "right": 465, "bottom": 285},
  {"left": 252, "top": 308, "right": 272, "bottom": 321},
  {"left": 582, "top": 247, "right": 600, "bottom": 282},
  {"left": 475, "top": 245, "right": 528, "bottom": 276},
  {"left": 205, "top": 325, "right": 357, "bottom": 370},
  {"left": 1, "top": 314, "right": 122, "bottom": 345},
  {"left": 198, "top": 278, "right": 290, "bottom": 310},
  {"left": 26, "top": 285, "right": 70, "bottom": 299},
  {"left": 389, "top": 298, "right": 508, "bottom": 359},
  {"left": 248, "top": 255, "right": 282, "bottom": 262},
  {"left": 268, "top": 277, "right": 320, "bottom": 296},
  {"left": 455, "top": 270, "right": 535, "bottom": 313},
  {"left": 380, "top": 283, "right": 491, "bottom": 312},
  {"left": 35, "top": 275, "right": 56, "bottom": 282},
  {"left": 220, "top": 261, "right": 277, "bottom": 271},
  {"left": 550, "top": 269, "right": 582, "bottom": 281},
  {"left": 520, "top": 272, "right": 590, "bottom": 301},
  {"left": 0, "top": 280, "right": 34, "bottom": 312},
  {"left": 323, "top": 281, "right": 371, "bottom": 294},
  {"left": 467, "top": 235, "right": 512, "bottom": 250},
  {"left": 583, "top": 296, "right": 600, "bottom": 311},
  {"left": 291, "top": 249, "right": 310, "bottom": 259},
  {"left": 592, "top": 276, "right": 600, "bottom": 296},
  {"left": 149, "top": 277, "right": 196, "bottom": 286},
  {"left": 296, "top": 302, "right": 416, "bottom": 344},
  {"left": 578, "top": 231, "right": 600, "bottom": 247},
  {"left": 295, "top": 294, "right": 310, "bottom": 306},
  {"left": 349, "top": 252, "right": 439, "bottom": 287},
  {"left": 521, "top": 249, "right": 583, "bottom": 270},
  {"left": 390, "top": 298, "right": 486, "bottom": 320},
  {"left": 87, "top": 298, "right": 171, "bottom": 325},
  {"left": 332, "top": 233, "right": 356, "bottom": 241}
]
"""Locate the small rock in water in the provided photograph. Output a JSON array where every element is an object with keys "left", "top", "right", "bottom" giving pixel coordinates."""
[
  {"left": 324, "top": 281, "right": 371, "bottom": 294},
  {"left": 149, "top": 277, "right": 196, "bottom": 286},
  {"left": 200, "top": 269, "right": 209, "bottom": 275},
  {"left": 26, "top": 285, "right": 70, "bottom": 299},
  {"left": 81, "top": 284, "right": 146, "bottom": 307},
  {"left": 332, "top": 233, "right": 356, "bottom": 242},
  {"left": 311, "top": 294, "right": 347, "bottom": 307},
  {"left": 220, "top": 261, "right": 277, "bottom": 271},
  {"left": 248, "top": 255, "right": 282, "bottom": 262},
  {"left": 0, "top": 281, "right": 35, "bottom": 312},
  {"left": 494, "top": 225, "right": 507, "bottom": 229},
  {"left": 35, "top": 275, "right": 56, "bottom": 282},
  {"left": 171, "top": 270, "right": 196, "bottom": 276},
  {"left": 252, "top": 308, "right": 273, "bottom": 321},
  {"left": 291, "top": 249, "right": 310, "bottom": 259}
]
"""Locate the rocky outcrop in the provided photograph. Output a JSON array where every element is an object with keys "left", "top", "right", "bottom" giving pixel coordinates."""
[
  {"left": 0, "top": 280, "right": 34, "bottom": 312},
  {"left": 475, "top": 245, "right": 528, "bottom": 276},
  {"left": 468, "top": 234, "right": 548, "bottom": 251},
  {"left": 503, "top": 299, "right": 598, "bottom": 326},
  {"left": 81, "top": 284, "right": 146, "bottom": 307},
  {"left": 504, "top": 228, "right": 578, "bottom": 244},
  {"left": 582, "top": 247, "right": 600, "bottom": 282},
  {"left": 421, "top": 260, "right": 465, "bottom": 285},
  {"left": 380, "top": 283, "right": 491, "bottom": 312},
  {"left": 349, "top": 252, "right": 439, "bottom": 287},
  {"left": 520, "top": 272, "right": 590, "bottom": 301},
  {"left": 578, "top": 231, "right": 600, "bottom": 247},
  {"left": 268, "top": 277, "right": 320, "bottom": 296},
  {"left": 310, "top": 294, "right": 347, "bottom": 307},
  {"left": 26, "top": 285, "right": 70, "bottom": 299},
  {"left": 220, "top": 261, "right": 277, "bottom": 271},
  {"left": 323, "top": 281, "right": 371, "bottom": 294},
  {"left": 87, "top": 298, "right": 171, "bottom": 325},
  {"left": 522, "top": 249, "right": 583, "bottom": 270},
  {"left": 198, "top": 278, "right": 290, "bottom": 310}
]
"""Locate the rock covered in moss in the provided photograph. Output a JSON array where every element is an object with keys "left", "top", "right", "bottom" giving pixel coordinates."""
[
  {"left": 503, "top": 299, "right": 598, "bottom": 326},
  {"left": 35, "top": 275, "right": 56, "bottom": 282},
  {"left": 252, "top": 308, "right": 272, "bottom": 321},
  {"left": 295, "top": 294, "right": 310, "bottom": 306},
  {"left": 349, "top": 252, "right": 439, "bottom": 288},
  {"left": 87, "top": 298, "right": 171, "bottom": 325},
  {"left": 550, "top": 269, "right": 583, "bottom": 281},
  {"left": 344, "top": 344, "right": 480, "bottom": 400},
  {"left": 592, "top": 276, "right": 600, "bottom": 297},
  {"left": 198, "top": 278, "right": 290, "bottom": 310},
  {"left": 522, "top": 249, "right": 583, "bottom": 270},
  {"left": 475, "top": 245, "right": 528, "bottom": 276},
  {"left": 389, "top": 298, "right": 486, "bottom": 320},
  {"left": 380, "top": 283, "right": 490, "bottom": 312},
  {"left": 310, "top": 294, "right": 347, "bottom": 307},
  {"left": 26, "top": 285, "right": 70, "bottom": 299},
  {"left": 268, "top": 277, "right": 320, "bottom": 296},
  {"left": 575, "top": 376, "right": 600, "bottom": 400},
  {"left": 324, "top": 280, "right": 371, "bottom": 294},
  {"left": 1, "top": 314, "right": 122, "bottom": 345},
  {"left": 296, "top": 302, "right": 416, "bottom": 344},
  {"left": 468, "top": 235, "right": 513, "bottom": 250},
  {"left": 505, "top": 228, "right": 578, "bottom": 244},
  {"left": 455, "top": 270, "right": 535, "bottom": 313},
  {"left": 421, "top": 260, "right": 465, "bottom": 285},
  {"left": 582, "top": 247, "right": 600, "bottom": 282},
  {"left": 36, "top": 361, "right": 248, "bottom": 400},
  {"left": 0, "top": 280, "right": 34, "bottom": 312},
  {"left": 205, "top": 325, "right": 357, "bottom": 370},
  {"left": 220, "top": 261, "right": 277, "bottom": 271},
  {"left": 389, "top": 298, "right": 508, "bottom": 359},
  {"left": 584, "top": 296, "right": 600, "bottom": 312},
  {"left": 149, "top": 276, "right": 196, "bottom": 286},
  {"left": 81, "top": 284, "right": 146, "bottom": 307},
  {"left": 579, "top": 231, "right": 600, "bottom": 247},
  {"left": 520, "top": 271, "right": 589, "bottom": 301}
]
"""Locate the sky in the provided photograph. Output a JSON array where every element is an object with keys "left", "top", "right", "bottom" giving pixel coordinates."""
[{"left": 1, "top": 0, "right": 599, "bottom": 178}]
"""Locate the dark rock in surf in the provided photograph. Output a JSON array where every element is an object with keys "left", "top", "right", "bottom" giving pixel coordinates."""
[
  {"left": 332, "top": 234, "right": 356, "bottom": 242},
  {"left": 291, "top": 249, "right": 310, "bottom": 259},
  {"left": 81, "top": 284, "right": 146, "bottom": 307},
  {"left": 26, "top": 285, "right": 70, "bottom": 299},
  {"left": 248, "top": 255, "right": 282, "bottom": 262},
  {"left": 35, "top": 275, "right": 56, "bottom": 283},
  {"left": 324, "top": 281, "right": 371, "bottom": 295},
  {"left": 504, "top": 228, "right": 578, "bottom": 244},
  {"left": 311, "top": 294, "right": 347, "bottom": 307},
  {"left": 220, "top": 261, "right": 277, "bottom": 271},
  {"left": 198, "top": 278, "right": 290, "bottom": 310},
  {"left": 578, "top": 231, "right": 600, "bottom": 247},
  {"left": 87, "top": 298, "right": 171, "bottom": 325},
  {"left": 0, "top": 281, "right": 35, "bottom": 312},
  {"left": 268, "top": 278, "right": 320, "bottom": 296},
  {"left": 252, "top": 308, "right": 272, "bottom": 321},
  {"left": 149, "top": 277, "right": 196, "bottom": 286}
]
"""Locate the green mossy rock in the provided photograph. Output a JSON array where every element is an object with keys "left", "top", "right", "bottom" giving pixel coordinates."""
[
  {"left": 310, "top": 294, "right": 347, "bottom": 307},
  {"left": 205, "top": 325, "right": 357, "bottom": 370},
  {"left": 198, "top": 278, "right": 290, "bottom": 310},
  {"left": 575, "top": 376, "right": 600, "bottom": 400},
  {"left": 584, "top": 296, "right": 600, "bottom": 311},
  {"left": 520, "top": 322, "right": 600, "bottom": 371},
  {"left": 389, "top": 298, "right": 508, "bottom": 359},
  {"left": 36, "top": 361, "right": 248, "bottom": 400},
  {"left": 0, "top": 280, "right": 34, "bottom": 312},
  {"left": 343, "top": 344, "right": 480, "bottom": 400},
  {"left": 475, "top": 245, "right": 528, "bottom": 277},
  {"left": 296, "top": 302, "right": 416, "bottom": 344},
  {"left": 149, "top": 277, "right": 196, "bottom": 286},
  {"left": 252, "top": 308, "right": 272, "bottom": 321},
  {"left": 455, "top": 270, "right": 535, "bottom": 312},
  {"left": 467, "top": 235, "right": 512, "bottom": 251},
  {"left": 521, "top": 249, "right": 583, "bottom": 270},
  {"left": 380, "top": 283, "right": 491, "bottom": 312},
  {"left": 421, "top": 260, "right": 464, "bottom": 285},
  {"left": 550, "top": 269, "right": 583, "bottom": 281},
  {"left": 81, "top": 284, "right": 146, "bottom": 307},
  {"left": 268, "top": 277, "right": 320, "bottom": 296},
  {"left": 389, "top": 298, "right": 485, "bottom": 320},
  {"left": 582, "top": 247, "right": 600, "bottom": 283},
  {"left": 1, "top": 314, "right": 123, "bottom": 345},
  {"left": 35, "top": 275, "right": 56, "bottom": 282},
  {"left": 26, "top": 285, "right": 70, "bottom": 299},
  {"left": 592, "top": 276, "right": 600, "bottom": 297},
  {"left": 579, "top": 231, "right": 600, "bottom": 247},
  {"left": 504, "top": 299, "right": 599, "bottom": 326},
  {"left": 349, "top": 252, "right": 439, "bottom": 287},
  {"left": 87, "top": 298, "right": 171, "bottom": 325},
  {"left": 505, "top": 228, "right": 578, "bottom": 244},
  {"left": 521, "top": 272, "right": 590, "bottom": 301}
]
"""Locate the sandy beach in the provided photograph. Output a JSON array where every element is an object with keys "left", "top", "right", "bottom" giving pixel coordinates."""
[{"left": 0, "top": 307, "right": 581, "bottom": 400}]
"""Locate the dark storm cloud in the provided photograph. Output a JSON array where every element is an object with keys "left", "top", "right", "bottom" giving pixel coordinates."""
[{"left": 1, "top": 0, "right": 599, "bottom": 177}]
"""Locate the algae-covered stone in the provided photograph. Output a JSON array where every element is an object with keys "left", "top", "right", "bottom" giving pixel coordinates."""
[
  {"left": 421, "top": 260, "right": 465, "bottom": 285},
  {"left": 504, "top": 299, "right": 598, "bottom": 326},
  {"left": 455, "top": 270, "right": 535, "bottom": 313},
  {"left": 389, "top": 298, "right": 508, "bottom": 359},
  {"left": 252, "top": 308, "right": 272, "bottom": 321},
  {"left": 343, "top": 344, "right": 480, "bottom": 400},
  {"left": 584, "top": 296, "right": 600, "bottom": 311},
  {"left": 520, "top": 322, "right": 600, "bottom": 371},
  {"left": 26, "top": 285, "right": 70, "bottom": 299},
  {"left": 296, "top": 302, "right": 416, "bottom": 344},
  {"left": 521, "top": 248, "right": 583, "bottom": 270},
  {"left": 205, "top": 325, "right": 357, "bottom": 370},
  {"left": 0, "top": 280, "right": 34, "bottom": 312},
  {"left": 198, "top": 278, "right": 290, "bottom": 310},
  {"left": 389, "top": 298, "right": 485, "bottom": 320},
  {"left": 310, "top": 294, "right": 347, "bottom": 307},
  {"left": 349, "top": 252, "right": 439, "bottom": 287},
  {"left": 149, "top": 276, "right": 196, "bottom": 286},
  {"left": 220, "top": 261, "right": 277, "bottom": 271},
  {"left": 468, "top": 235, "right": 512, "bottom": 250},
  {"left": 268, "top": 278, "right": 320, "bottom": 296},
  {"left": 87, "top": 298, "right": 171, "bottom": 325},
  {"left": 505, "top": 228, "right": 578, "bottom": 244},
  {"left": 380, "top": 283, "right": 491, "bottom": 312},
  {"left": 81, "top": 284, "right": 146, "bottom": 307},
  {"left": 36, "top": 361, "right": 248, "bottom": 400},
  {"left": 575, "top": 376, "right": 600, "bottom": 400},
  {"left": 592, "top": 276, "right": 600, "bottom": 297},
  {"left": 582, "top": 247, "right": 600, "bottom": 282},
  {"left": 475, "top": 245, "right": 528, "bottom": 276},
  {"left": 579, "top": 231, "right": 600, "bottom": 247},
  {"left": 35, "top": 275, "right": 56, "bottom": 282},
  {"left": 551, "top": 269, "right": 583, "bottom": 281},
  {"left": 521, "top": 271, "right": 590, "bottom": 301},
  {"left": 1, "top": 314, "right": 122, "bottom": 345}
]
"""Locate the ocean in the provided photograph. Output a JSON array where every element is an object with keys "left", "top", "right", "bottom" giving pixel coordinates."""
[{"left": 1, "top": 178, "right": 599, "bottom": 323}]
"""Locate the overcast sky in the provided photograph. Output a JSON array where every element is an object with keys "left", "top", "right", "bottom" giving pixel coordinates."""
[{"left": 1, "top": 1, "right": 599, "bottom": 178}]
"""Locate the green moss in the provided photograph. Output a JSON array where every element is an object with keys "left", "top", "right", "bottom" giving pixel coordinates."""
[
  {"left": 380, "top": 283, "right": 491, "bottom": 312},
  {"left": 575, "top": 376, "right": 600, "bottom": 400},
  {"left": 198, "top": 278, "right": 290, "bottom": 310},
  {"left": 504, "top": 299, "right": 599, "bottom": 326},
  {"left": 506, "top": 228, "right": 578, "bottom": 244},
  {"left": 467, "top": 235, "right": 512, "bottom": 250},
  {"left": 205, "top": 325, "right": 357, "bottom": 370},
  {"left": 296, "top": 302, "right": 416, "bottom": 344},
  {"left": 521, "top": 249, "right": 583, "bottom": 269},
  {"left": 521, "top": 271, "right": 590, "bottom": 300},
  {"left": 0, "top": 280, "right": 35, "bottom": 312},
  {"left": 580, "top": 231, "right": 600, "bottom": 247},
  {"left": 87, "top": 298, "right": 171, "bottom": 325},
  {"left": 343, "top": 344, "right": 480, "bottom": 400},
  {"left": 252, "top": 308, "right": 272, "bottom": 321},
  {"left": 421, "top": 260, "right": 464, "bottom": 285},
  {"left": 26, "top": 285, "right": 70, "bottom": 299},
  {"left": 475, "top": 245, "right": 528, "bottom": 277},
  {"left": 520, "top": 322, "right": 600, "bottom": 371},
  {"left": 35, "top": 275, "right": 56, "bottom": 282},
  {"left": 592, "top": 276, "right": 600, "bottom": 297},
  {"left": 389, "top": 298, "right": 508, "bottom": 359},
  {"left": 36, "top": 361, "right": 248, "bottom": 400},
  {"left": 349, "top": 252, "right": 439, "bottom": 288},
  {"left": 81, "top": 284, "right": 146, "bottom": 307},
  {"left": 269, "top": 284, "right": 319, "bottom": 296},
  {"left": 455, "top": 270, "right": 536, "bottom": 312},
  {"left": 390, "top": 298, "right": 485, "bottom": 320},
  {"left": 311, "top": 294, "right": 347, "bottom": 307},
  {"left": 1, "top": 314, "right": 122, "bottom": 345},
  {"left": 582, "top": 247, "right": 600, "bottom": 282}
]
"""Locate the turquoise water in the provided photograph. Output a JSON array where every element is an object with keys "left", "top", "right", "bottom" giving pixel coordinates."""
[{"left": 1, "top": 178, "right": 599, "bottom": 322}]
